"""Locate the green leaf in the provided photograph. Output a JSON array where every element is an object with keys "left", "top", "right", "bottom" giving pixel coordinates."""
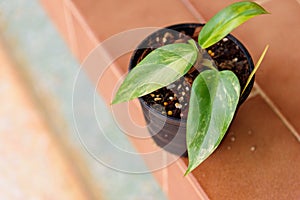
[
  {"left": 198, "top": 1, "right": 269, "bottom": 48},
  {"left": 185, "top": 70, "right": 240, "bottom": 175},
  {"left": 112, "top": 40, "right": 198, "bottom": 104}
]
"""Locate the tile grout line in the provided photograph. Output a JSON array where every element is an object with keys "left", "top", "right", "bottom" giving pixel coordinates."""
[
  {"left": 162, "top": 152, "right": 169, "bottom": 197},
  {"left": 179, "top": 0, "right": 206, "bottom": 23},
  {"left": 176, "top": 160, "right": 210, "bottom": 200},
  {"left": 64, "top": 0, "right": 98, "bottom": 45},
  {"left": 255, "top": 83, "right": 300, "bottom": 142},
  {"left": 64, "top": 0, "right": 124, "bottom": 82},
  {"left": 63, "top": 0, "right": 78, "bottom": 58},
  {"left": 245, "top": 89, "right": 260, "bottom": 101},
  {"left": 254, "top": 0, "right": 273, "bottom": 5}
]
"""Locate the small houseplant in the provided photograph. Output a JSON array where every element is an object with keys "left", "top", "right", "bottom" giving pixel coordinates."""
[{"left": 112, "top": 1, "right": 269, "bottom": 174}]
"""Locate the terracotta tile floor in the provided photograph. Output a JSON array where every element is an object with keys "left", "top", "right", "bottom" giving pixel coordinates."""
[
  {"left": 183, "top": 95, "right": 300, "bottom": 199},
  {"left": 41, "top": 0, "right": 300, "bottom": 199}
]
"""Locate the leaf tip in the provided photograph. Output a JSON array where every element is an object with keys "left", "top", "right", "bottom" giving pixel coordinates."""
[
  {"left": 184, "top": 167, "right": 192, "bottom": 176},
  {"left": 184, "top": 158, "right": 200, "bottom": 176},
  {"left": 111, "top": 99, "right": 118, "bottom": 105},
  {"left": 111, "top": 93, "right": 125, "bottom": 105}
]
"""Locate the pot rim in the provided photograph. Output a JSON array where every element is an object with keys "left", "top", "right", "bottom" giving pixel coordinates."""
[{"left": 129, "top": 23, "right": 255, "bottom": 124}]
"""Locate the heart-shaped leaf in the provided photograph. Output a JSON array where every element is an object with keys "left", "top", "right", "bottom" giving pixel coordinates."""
[
  {"left": 198, "top": 1, "right": 269, "bottom": 48},
  {"left": 112, "top": 40, "right": 198, "bottom": 104},
  {"left": 185, "top": 70, "right": 240, "bottom": 174}
]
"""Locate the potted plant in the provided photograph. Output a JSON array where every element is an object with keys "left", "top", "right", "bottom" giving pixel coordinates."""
[{"left": 112, "top": 1, "right": 269, "bottom": 174}]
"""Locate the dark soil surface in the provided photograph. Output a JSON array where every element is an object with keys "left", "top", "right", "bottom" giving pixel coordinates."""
[{"left": 137, "top": 29, "right": 250, "bottom": 119}]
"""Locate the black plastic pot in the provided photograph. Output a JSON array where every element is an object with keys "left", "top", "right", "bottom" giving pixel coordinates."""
[{"left": 129, "top": 23, "right": 255, "bottom": 156}]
